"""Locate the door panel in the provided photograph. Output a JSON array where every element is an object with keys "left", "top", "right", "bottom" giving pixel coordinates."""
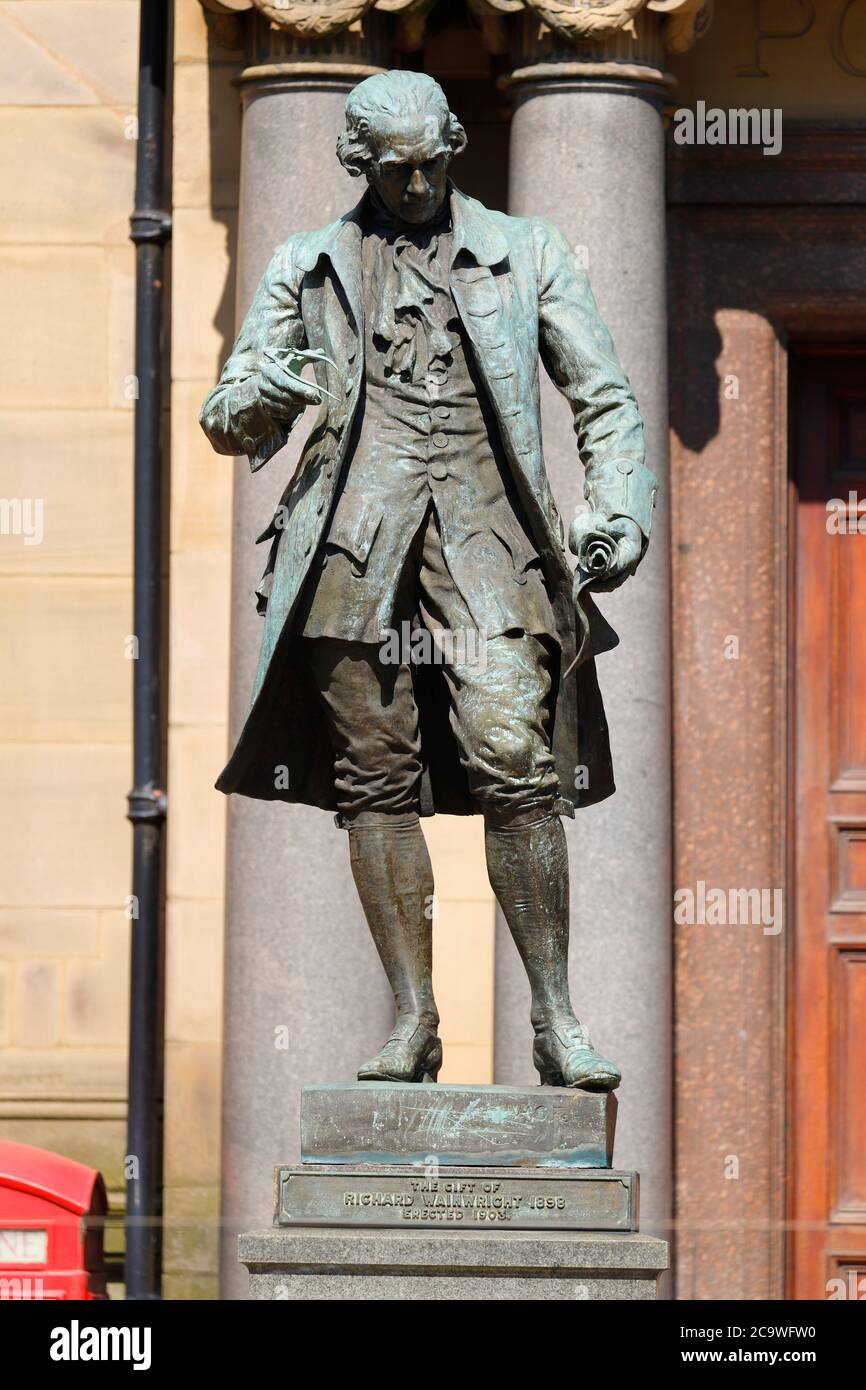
[{"left": 790, "top": 350, "right": 866, "bottom": 1299}]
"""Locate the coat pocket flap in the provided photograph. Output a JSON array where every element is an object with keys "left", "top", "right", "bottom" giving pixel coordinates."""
[
  {"left": 452, "top": 269, "right": 500, "bottom": 318},
  {"left": 325, "top": 501, "right": 382, "bottom": 567},
  {"left": 451, "top": 265, "right": 491, "bottom": 285},
  {"left": 490, "top": 513, "right": 541, "bottom": 578}
]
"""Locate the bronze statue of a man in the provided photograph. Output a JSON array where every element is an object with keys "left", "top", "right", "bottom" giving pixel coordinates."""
[{"left": 200, "top": 71, "right": 657, "bottom": 1092}]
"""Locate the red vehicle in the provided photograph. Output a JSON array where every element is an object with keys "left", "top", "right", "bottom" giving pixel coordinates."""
[{"left": 0, "top": 1140, "right": 108, "bottom": 1300}]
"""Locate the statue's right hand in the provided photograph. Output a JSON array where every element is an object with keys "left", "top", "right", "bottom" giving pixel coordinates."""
[{"left": 256, "top": 349, "right": 323, "bottom": 414}]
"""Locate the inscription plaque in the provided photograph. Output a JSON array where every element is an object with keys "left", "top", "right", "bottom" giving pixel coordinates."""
[{"left": 276, "top": 1165, "right": 638, "bottom": 1232}]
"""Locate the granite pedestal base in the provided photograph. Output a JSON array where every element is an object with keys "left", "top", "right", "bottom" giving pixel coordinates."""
[{"left": 240, "top": 1227, "right": 668, "bottom": 1300}]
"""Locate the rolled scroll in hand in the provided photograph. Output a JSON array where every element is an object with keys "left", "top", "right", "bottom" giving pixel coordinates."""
[
  {"left": 564, "top": 514, "right": 621, "bottom": 680},
  {"left": 575, "top": 530, "right": 618, "bottom": 579}
]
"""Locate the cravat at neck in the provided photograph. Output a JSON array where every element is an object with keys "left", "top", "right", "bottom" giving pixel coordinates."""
[{"left": 365, "top": 188, "right": 451, "bottom": 245}]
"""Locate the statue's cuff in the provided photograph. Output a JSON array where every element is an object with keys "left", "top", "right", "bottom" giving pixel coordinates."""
[
  {"left": 229, "top": 377, "right": 261, "bottom": 417},
  {"left": 227, "top": 378, "right": 291, "bottom": 472},
  {"left": 584, "top": 457, "right": 658, "bottom": 542}
]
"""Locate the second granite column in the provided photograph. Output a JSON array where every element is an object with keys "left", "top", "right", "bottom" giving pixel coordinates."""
[{"left": 498, "top": 41, "right": 672, "bottom": 1248}]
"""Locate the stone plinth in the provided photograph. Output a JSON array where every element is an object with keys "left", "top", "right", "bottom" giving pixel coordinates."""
[
  {"left": 239, "top": 1227, "right": 668, "bottom": 1300},
  {"left": 300, "top": 1082, "right": 616, "bottom": 1167},
  {"left": 240, "top": 1083, "right": 666, "bottom": 1299}
]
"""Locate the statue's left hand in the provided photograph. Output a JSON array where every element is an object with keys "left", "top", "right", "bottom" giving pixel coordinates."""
[{"left": 568, "top": 512, "right": 643, "bottom": 594}]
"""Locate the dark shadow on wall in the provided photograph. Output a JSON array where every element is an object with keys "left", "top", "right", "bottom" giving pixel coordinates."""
[
  {"left": 205, "top": 15, "right": 244, "bottom": 371},
  {"left": 666, "top": 122, "right": 866, "bottom": 458}
]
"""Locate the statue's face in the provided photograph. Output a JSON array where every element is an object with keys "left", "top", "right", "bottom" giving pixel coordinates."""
[{"left": 367, "top": 113, "right": 450, "bottom": 226}]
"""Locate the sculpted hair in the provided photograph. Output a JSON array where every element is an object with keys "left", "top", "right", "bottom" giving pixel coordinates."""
[{"left": 337, "top": 70, "right": 468, "bottom": 176}]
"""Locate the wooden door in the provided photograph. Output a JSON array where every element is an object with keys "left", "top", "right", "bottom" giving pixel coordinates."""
[{"left": 790, "top": 349, "right": 866, "bottom": 1300}]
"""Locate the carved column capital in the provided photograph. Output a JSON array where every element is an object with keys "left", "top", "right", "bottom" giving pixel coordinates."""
[
  {"left": 500, "top": 0, "right": 713, "bottom": 90},
  {"left": 199, "top": 1, "right": 393, "bottom": 84},
  {"left": 199, "top": 0, "right": 431, "bottom": 42},
  {"left": 472, "top": 0, "right": 710, "bottom": 49}
]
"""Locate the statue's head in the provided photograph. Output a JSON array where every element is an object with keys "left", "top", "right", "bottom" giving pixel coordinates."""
[{"left": 337, "top": 71, "right": 467, "bottom": 226}]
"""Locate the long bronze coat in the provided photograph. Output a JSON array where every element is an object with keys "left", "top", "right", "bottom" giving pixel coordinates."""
[{"left": 200, "top": 186, "right": 657, "bottom": 815}]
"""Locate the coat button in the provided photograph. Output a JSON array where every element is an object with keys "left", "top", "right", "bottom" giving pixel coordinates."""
[
  {"left": 429, "top": 461, "right": 448, "bottom": 481},
  {"left": 432, "top": 432, "right": 448, "bottom": 448},
  {"left": 434, "top": 406, "right": 450, "bottom": 420}
]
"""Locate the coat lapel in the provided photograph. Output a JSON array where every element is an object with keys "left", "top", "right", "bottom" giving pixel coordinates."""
[
  {"left": 449, "top": 185, "right": 509, "bottom": 268},
  {"left": 325, "top": 213, "right": 364, "bottom": 335},
  {"left": 448, "top": 192, "right": 525, "bottom": 445},
  {"left": 448, "top": 186, "right": 513, "bottom": 378},
  {"left": 294, "top": 196, "right": 365, "bottom": 334},
  {"left": 447, "top": 191, "right": 567, "bottom": 584}
]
